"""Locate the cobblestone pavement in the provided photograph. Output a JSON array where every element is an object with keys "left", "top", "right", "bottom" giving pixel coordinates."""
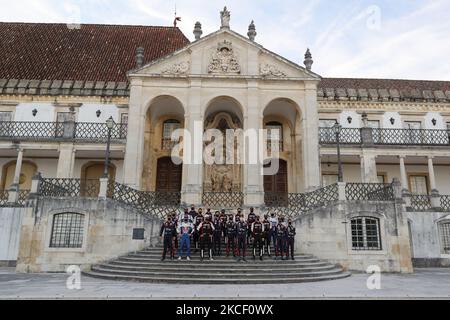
[{"left": 0, "top": 268, "right": 449, "bottom": 299}]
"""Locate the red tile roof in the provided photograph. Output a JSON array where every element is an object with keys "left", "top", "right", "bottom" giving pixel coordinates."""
[
  {"left": 319, "top": 77, "right": 450, "bottom": 92},
  {"left": 0, "top": 22, "right": 189, "bottom": 82}
]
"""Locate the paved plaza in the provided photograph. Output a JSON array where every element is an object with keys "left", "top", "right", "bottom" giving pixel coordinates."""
[{"left": 0, "top": 268, "right": 449, "bottom": 299}]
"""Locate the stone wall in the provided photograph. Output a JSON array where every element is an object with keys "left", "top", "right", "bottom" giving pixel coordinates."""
[
  {"left": 294, "top": 200, "right": 413, "bottom": 273},
  {"left": 15, "top": 197, "right": 161, "bottom": 273},
  {"left": 0, "top": 207, "right": 25, "bottom": 266},
  {"left": 406, "top": 211, "right": 450, "bottom": 267}
]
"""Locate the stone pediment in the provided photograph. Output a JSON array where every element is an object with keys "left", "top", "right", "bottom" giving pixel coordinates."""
[{"left": 131, "top": 28, "right": 320, "bottom": 80}]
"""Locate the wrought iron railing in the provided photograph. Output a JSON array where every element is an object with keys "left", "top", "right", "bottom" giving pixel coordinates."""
[
  {"left": 39, "top": 178, "right": 100, "bottom": 198},
  {"left": 0, "top": 189, "right": 30, "bottom": 207},
  {"left": 319, "top": 127, "right": 450, "bottom": 146},
  {"left": 264, "top": 183, "right": 339, "bottom": 218},
  {"left": 345, "top": 183, "right": 394, "bottom": 201},
  {"left": 372, "top": 128, "right": 450, "bottom": 146},
  {"left": 0, "top": 190, "right": 8, "bottom": 206},
  {"left": 202, "top": 192, "right": 244, "bottom": 208},
  {"left": 410, "top": 195, "right": 432, "bottom": 211},
  {"left": 441, "top": 196, "right": 450, "bottom": 211},
  {"left": 108, "top": 182, "right": 181, "bottom": 219},
  {"left": 319, "top": 127, "right": 362, "bottom": 144},
  {"left": 0, "top": 121, "right": 127, "bottom": 143}
]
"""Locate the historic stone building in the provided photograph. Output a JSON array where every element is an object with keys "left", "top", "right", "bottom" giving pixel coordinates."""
[{"left": 0, "top": 9, "right": 449, "bottom": 279}]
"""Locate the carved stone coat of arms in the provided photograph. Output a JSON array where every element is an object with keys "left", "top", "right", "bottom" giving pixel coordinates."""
[{"left": 208, "top": 40, "right": 241, "bottom": 74}]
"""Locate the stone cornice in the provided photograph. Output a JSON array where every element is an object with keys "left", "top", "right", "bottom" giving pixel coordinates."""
[{"left": 318, "top": 100, "right": 450, "bottom": 113}]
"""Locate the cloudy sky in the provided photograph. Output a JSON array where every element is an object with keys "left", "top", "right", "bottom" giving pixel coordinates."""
[{"left": 1, "top": 0, "right": 449, "bottom": 80}]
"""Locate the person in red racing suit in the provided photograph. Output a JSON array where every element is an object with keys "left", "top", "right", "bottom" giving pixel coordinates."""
[{"left": 198, "top": 215, "right": 215, "bottom": 261}]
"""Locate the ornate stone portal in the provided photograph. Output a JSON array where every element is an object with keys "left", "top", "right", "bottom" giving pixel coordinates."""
[{"left": 203, "top": 112, "right": 242, "bottom": 192}]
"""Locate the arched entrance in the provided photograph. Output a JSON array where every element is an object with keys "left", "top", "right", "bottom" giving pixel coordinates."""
[
  {"left": 2, "top": 161, "right": 37, "bottom": 190},
  {"left": 155, "top": 157, "right": 182, "bottom": 192}
]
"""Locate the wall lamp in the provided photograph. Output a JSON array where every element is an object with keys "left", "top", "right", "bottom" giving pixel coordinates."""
[
  {"left": 96, "top": 110, "right": 101, "bottom": 118},
  {"left": 432, "top": 118, "right": 437, "bottom": 126},
  {"left": 347, "top": 116, "right": 352, "bottom": 124},
  {"left": 32, "top": 109, "right": 38, "bottom": 117},
  {"left": 390, "top": 117, "right": 395, "bottom": 125}
]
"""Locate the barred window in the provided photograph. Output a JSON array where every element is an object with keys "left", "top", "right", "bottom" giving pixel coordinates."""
[
  {"left": 50, "top": 213, "right": 85, "bottom": 248},
  {"left": 266, "top": 121, "right": 283, "bottom": 152},
  {"left": 162, "top": 120, "right": 181, "bottom": 150},
  {"left": 439, "top": 222, "right": 450, "bottom": 254},
  {"left": 351, "top": 217, "right": 382, "bottom": 251}
]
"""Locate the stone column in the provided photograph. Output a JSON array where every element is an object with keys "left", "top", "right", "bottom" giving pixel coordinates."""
[
  {"left": 56, "top": 143, "right": 76, "bottom": 178},
  {"left": 12, "top": 148, "right": 24, "bottom": 187},
  {"left": 181, "top": 79, "right": 203, "bottom": 206},
  {"left": 123, "top": 79, "right": 145, "bottom": 189},
  {"left": 181, "top": 112, "right": 203, "bottom": 206},
  {"left": 360, "top": 152, "right": 378, "bottom": 183},
  {"left": 243, "top": 81, "right": 264, "bottom": 207},
  {"left": 302, "top": 82, "right": 321, "bottom": 191},
  {"left": 427, "top": 156, "right": 440, "bottom": 209},
  {"left": 399, "top": 156, "right": 408, "bottom": 192}
]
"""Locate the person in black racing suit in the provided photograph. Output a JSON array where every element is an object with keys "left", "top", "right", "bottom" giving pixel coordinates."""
[
  {"left": 225, "top": 214, "right": 237, "bottom": 257},
  {"left": 251, "top": 216, "right": 264, "bottom": 260},
  {"left": 212, "top": 211, "right": 223, "bottom": 256},
  {"left": 275, "top": 220, "right": 288, "bottom": 260},
  {"left": 198, "top": 215, "right": 215, "bottom": 261},
  {"left": 236, "top": 216, "right": 248, "bottom": 262},
  {"left": 193, "top": 208, "right": 204, "bottom": 252},
  {"left": 286, "top": 219, "right": 296, "bottom": 260},
  {"left": 159, "top": 216, "right": 176, "bottom": 261},
  {"left": 262, "top": 214, "right": 272, "bottom": 257},
  {"left": 247, "top": 207, "right": 256, "bottom": 245}
]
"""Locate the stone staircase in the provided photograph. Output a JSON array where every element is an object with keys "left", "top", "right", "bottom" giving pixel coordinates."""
[{"left": 83, "top": 245, "right": 351, "bottom": 284}]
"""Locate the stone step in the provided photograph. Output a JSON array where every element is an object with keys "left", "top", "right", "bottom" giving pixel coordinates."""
[
  {"left": 90, "top": 266, "right": 345, "bottom": 279},
  {"left": 127, "top": 252, "right": 313, "bottom": 259},
  {"left": 118, "top": 256, "right": 321, "bottom": 264},
  {"left": 109, "top": 260, "right": 330, "bottom": 268},
  {"left": 83, "top": 271, "right": 352, "bottom": 284},
  {"left": 96, "top": 262, "right": 337, "bottom": 273}
]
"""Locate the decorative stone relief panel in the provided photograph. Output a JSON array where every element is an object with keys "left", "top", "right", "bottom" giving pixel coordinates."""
[
  {"left": 208, "top": 40, "right": 241, "bottom": 74},
  {"left": 260, "top": 64, "right": 287, "bottom": 78},
  {"left": 160, "top": 62, "right": 190, "bottom": 75}
]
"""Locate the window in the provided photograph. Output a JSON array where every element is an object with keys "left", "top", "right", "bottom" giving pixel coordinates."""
[
  {"left": 438, "top": 222, "right": 450, "bottom": 254},
  {"left": 322, "top": 174, "right": 338, "bottom": 186},
  {"left": 266, "top": 121, "right": 283, "bottom": 152},
  {"left": 351, "top": 217, "right": 382, "bottom": 250},
  {"left": 404, "top": 121, "right": 422, "bottom": 144},
  {"left": 409, "top": 175, "right": 428, "bottom": 195},
  {"left": 377, "top": 174, "right": 386, "bottom": 184},
  {"left": 50, "top": 213, "right": 85, "bottom": 248},
  {"left": 368, "top": 120, "right": 381, "bottom": 143},
  {"left": 162, "top": 119, "right": 181, "bottom": 150},
  {"left": 0, "top": 112, "right": 12, "bottom": 137},
  {"left": 121, "top": 113, "right": 128, "bottom": 125}
]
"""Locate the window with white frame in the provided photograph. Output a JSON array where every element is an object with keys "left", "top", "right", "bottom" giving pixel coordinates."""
[
  {"left": 50, "top": 213, "right": 85, "bottom": 248},
  {"left": 266, "top": 121, "right": 283, "bottom": 152},
  {"left": 162, "top": 119, "right": 181, "bottom": 150},
  {"left": 438, "top": 222, "right": 450, "bottom": 254},
  {"left": 351, "top": 216, "right": 382, "bottom": 250}
]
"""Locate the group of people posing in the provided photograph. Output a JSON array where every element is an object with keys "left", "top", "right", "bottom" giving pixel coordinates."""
[{"left": 159, "top": 207, "right": 296, "bottom": 262}]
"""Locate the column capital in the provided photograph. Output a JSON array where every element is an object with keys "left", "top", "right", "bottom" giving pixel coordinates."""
[
  {"left": 398, "top": 155, "right": 406, "bottom": 159},
  {"left": 427, "top": 155, "right": 434, "bottom": 160}
]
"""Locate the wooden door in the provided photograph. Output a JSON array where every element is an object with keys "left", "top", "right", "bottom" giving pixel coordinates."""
[
  {"left": 264, "top": 159, "right": 288, "bottom": 193},
  {"left": 156, "top": 157, "right": 182, "bottom": 192}
]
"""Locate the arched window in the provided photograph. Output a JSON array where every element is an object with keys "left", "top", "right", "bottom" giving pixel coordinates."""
[
  {"left": 438, "top": 221, "right": 450, "bottom": 254},
  {"left": 50, "top": 213, "right": 85, "bottom": 248},
  {"left": 350, "top": 216, "right": 382, "bottom": 250},
  {"left": 266, "top": 121, "right": 283, "bottom": 152},
  {"left": 162, "top": 119, "right": 181, "bottom": 150}
]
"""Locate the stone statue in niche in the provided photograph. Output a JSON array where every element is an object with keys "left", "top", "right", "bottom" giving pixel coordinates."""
[
  {"left": 208, "top": 40, "right": 241, "bottom": 74},
  {"left": 222, "top": 174, "right": 232, "bottom": 192}
]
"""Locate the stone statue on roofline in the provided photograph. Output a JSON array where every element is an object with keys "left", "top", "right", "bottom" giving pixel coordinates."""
[{"left": 220, "top": 6, "right": 230, "bottom": 29}]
